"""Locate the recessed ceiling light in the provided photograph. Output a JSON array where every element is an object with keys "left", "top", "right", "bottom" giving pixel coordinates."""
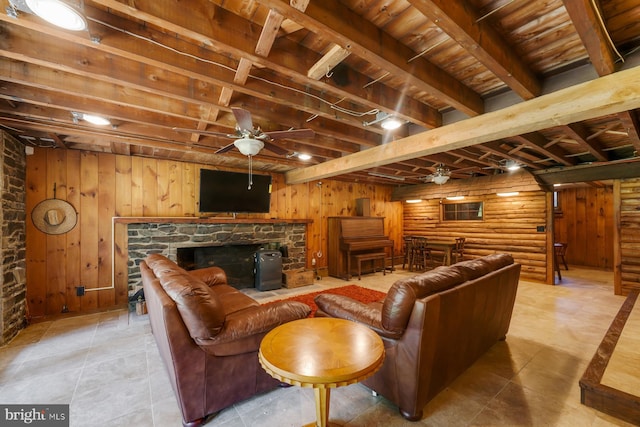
[
  {"left": 381, "top": 117, "right": 402, "bottom": 130},
  {"left": 82, "top": 114, "right": 111, "bottom": 126},
  {"left": 26, "top": 0, "right": 88, "bottom": 31}
]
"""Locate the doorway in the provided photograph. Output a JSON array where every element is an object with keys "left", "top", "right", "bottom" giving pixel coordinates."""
[{"left": 552, "top": 185, "right": 614, "bottom": 286}]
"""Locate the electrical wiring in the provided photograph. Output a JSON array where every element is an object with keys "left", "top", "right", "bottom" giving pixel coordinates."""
[{"left": 88, "top": 17, "right": 380, "bottom": 119}]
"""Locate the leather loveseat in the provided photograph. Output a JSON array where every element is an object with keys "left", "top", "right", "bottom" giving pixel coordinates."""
[
  {"left": 315, "top": 253, "right": 521, "bottom": 421},
  {"left": 141, "top": 254, "right": 310, "bottom": 427}
]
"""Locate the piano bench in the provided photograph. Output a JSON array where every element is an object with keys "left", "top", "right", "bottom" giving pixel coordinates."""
[{"left": 354, "top": 252, "right": 388, "bottom": 280}]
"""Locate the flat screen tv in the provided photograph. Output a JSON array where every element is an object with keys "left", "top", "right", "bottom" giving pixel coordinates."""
[{"left": 199, "top": 169, "right": 272, "bottom": 213}]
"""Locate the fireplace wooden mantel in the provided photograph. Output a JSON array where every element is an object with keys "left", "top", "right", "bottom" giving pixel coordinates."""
[{"left": 113, "top": 217, "right": 313, "bottom": 225}]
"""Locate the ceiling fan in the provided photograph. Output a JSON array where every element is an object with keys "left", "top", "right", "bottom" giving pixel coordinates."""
[
  {"left": 174, "top": 108, "right": 314, "bottom": 189},
  {"left": 421, "top": 164, "right": 451, "bottom": 185},
  {"left": 173, "top": 107, "right": 315, "bottom": 156}
]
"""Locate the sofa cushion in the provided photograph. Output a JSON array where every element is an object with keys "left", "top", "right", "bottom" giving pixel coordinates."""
[
  {"left": 381, "top": 266, "right": 466, "bottom": 335},
  {"left": 145, "top": 254, "right": 225, "bottom": 340},
  {"left": 450, "top": 253, "right": 514, "bottom": 281}
]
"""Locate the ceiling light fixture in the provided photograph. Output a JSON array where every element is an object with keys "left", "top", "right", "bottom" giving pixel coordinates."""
[
  {"left": 406, "top": 199, "right": 422, "bottom": 203},
  {"left": 363, "top": 111, "right": 403, "bottom": 130},
  {"left": 505, "top": 160, "right": 521, "bottom": 171},
  {"left": 430, "top": 164, "right": 451, "bottom": 185},
  {"left": 446, "top": 196, "right": 465, "bottom": 201},
  {"left": 24, "top": 0, "right": 88, "bottom": 31},
  {"left": 497, "top": 192, "right": 520, "bottom": 197},
  {"left": 71, "top": 112, "right": 111, "bottom": 126},
  {"left": 286, "top": 152, "right": 312, "bottom": 161},
  {"left": 233, "top": 138, "right": 264, "bottom": 156},
  {"left": 380, "top": 116, "right": 402, "bottom": 130}
]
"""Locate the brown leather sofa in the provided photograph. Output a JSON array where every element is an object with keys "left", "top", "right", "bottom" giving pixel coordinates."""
[
  {"left": 141, "top": 254, "right": 310, "bottom": 427},
  {"left": 315, "top": 253, "right": 521, "bottom": 421}
]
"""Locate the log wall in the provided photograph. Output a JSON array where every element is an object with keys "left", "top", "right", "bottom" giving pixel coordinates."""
[
  {"left": 554, "top": 186, "right": 614, "bottom": 269},
  {"left": 25, "top": 148, "right": 402, "bottom": 318},
  {"left": 403, "top": 191, "right": 549, "bottom": 282},
  {"left": 619, "top": 178, "right": 640, "bottom": 294}
]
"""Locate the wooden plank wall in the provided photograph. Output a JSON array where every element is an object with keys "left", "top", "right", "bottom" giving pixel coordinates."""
[
  {"left": 619, "top": 178, "right": 640, "bottom": 294},
  {"left": 25, "top": 148, "right": 402, "bottom": 318},
  {"left": 403, "top": 191, "right": 548, "bottom": 282},
  {"left": 554, "top": 186, "right": 614, "bottom": 269}
]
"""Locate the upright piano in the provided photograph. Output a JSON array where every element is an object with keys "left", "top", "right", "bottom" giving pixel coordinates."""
[{"left": 327, "top": 217, "right": 394, "bottom": 280}]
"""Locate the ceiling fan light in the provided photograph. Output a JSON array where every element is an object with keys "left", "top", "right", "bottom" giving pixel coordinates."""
[
  {"left": 26, "top": 0, "right": 87, "bottom": 31},
  {"left": 432, "top": 175, "right": 450, "bottom": 185},
  {"left": 234, "top": 138, "right": 264, "bottom": 156}
]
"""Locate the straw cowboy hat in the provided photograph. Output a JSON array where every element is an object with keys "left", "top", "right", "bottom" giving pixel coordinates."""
[{"left": 31, "top": 198, "right": 78, "bottom": 235}]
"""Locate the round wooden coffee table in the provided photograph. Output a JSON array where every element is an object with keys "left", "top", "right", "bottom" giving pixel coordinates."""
[{"left": 259, "top": 317, "right": 384, "bottom": 427}]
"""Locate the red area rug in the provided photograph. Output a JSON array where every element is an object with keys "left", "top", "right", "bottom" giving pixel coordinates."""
[{"left": 266, "top": 285, "right": 386, "bottom": 317}]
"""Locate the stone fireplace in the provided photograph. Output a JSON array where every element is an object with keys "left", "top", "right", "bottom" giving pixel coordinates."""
[
  {"left": 0, "top": 131, "right": 27, "bottom": 345},
  {"left": 126, "top": 219, "right": 309, "bottom": 293}
]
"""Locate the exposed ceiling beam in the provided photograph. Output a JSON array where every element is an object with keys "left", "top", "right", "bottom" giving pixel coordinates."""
[
  {"left": 562, "top": 0, "right": 618, "bottom": 76},
  {"left": 407, "top": 0, "right": 541, "bottom": 100},
  {"left": 252, "top": 0, "right": 484, "bottom": 116},
  {"left": 286, "top": 65, "right": 640, "bottom": 184}
]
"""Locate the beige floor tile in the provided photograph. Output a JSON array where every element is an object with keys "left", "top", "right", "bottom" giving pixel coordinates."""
[{"left": 0, "top": 265, "right": 636, "bottom": 427}]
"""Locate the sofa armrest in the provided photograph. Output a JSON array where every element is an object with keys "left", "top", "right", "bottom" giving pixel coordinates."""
[
  {"left": 196, "top": 301, "right": 310, "bottom": 356},
  {"left": 315, "top": 294, "right": 400, "bottom": 339},
  {"left": 188, "top": 266, "right": 228, "bottom": 287}
]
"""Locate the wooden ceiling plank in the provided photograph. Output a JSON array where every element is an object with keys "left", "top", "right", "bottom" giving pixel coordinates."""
[
  {"left": 285, "top": 66, "right": 640, "bottom": 183},
  {"left": 251, "top": 0, "right": 484, "bottom": 116},
  {"left": 0, "top": 24, "right": 386, "bottom": 149},
  {"left": 85, "top": 0, "right": 440, "bottom": 129},
  {"left": 255, "top": 9, "right": 285, "bottom": 57},
  {"left": 512, "top": 133, "right": 577, "bottom": 166},
  {"left": 617, "top": 110, "right": 640, "bottom": 155},
  {"left": 407, "top": 0, "right": 541, "bottom": 100},
  {"left": 561, "top": 123, "right": 608, "bottom": 161},
  {"left": 307, "top": 44, "right": 351, "bottom": 80},
  {"left": 562, "top": 0, "right": 618, "bottom": 76}
]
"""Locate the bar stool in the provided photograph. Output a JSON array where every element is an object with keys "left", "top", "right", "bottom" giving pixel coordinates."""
[
  {"left": 410, "top": 237, "right": 433, "bottom": 271},
  {"left": 555, "top": 242, "right": 568, "bottom": 270},
  {"left": 452, "top": 237, "right": 466, "bottom": 263},
  {"left": 402, "top": 236, "right": 413, "bottom": 269}
]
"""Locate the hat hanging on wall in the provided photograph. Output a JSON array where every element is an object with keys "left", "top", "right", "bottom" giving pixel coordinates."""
[{"left": 31, "top": 184, "right": 78, "bottom": 235}]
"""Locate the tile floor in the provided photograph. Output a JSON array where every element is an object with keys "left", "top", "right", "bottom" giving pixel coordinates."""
[{"left": 0, "top": 265, "right": 637, "bottom": 427}]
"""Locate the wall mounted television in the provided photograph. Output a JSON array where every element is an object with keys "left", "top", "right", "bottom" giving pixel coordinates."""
[{"left": 199, "top": 169, "right": 272, "bottom": 213}]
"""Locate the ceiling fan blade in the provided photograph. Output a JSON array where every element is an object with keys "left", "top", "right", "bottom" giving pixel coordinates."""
[
  {"left": 231, "top": 107, "right": 253, "bottom": 132},
  {"left": 173, "top": 127, "right": 236, "bottom": 138},
  {"left": 215, "top": 142, "right": 237, "bottom": 154},
  {"left": 264, "top": 128, "right": 315, "bottom": 139},
  {"left": 262, "top": 140, "right": 288, "bottom": 156}
]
